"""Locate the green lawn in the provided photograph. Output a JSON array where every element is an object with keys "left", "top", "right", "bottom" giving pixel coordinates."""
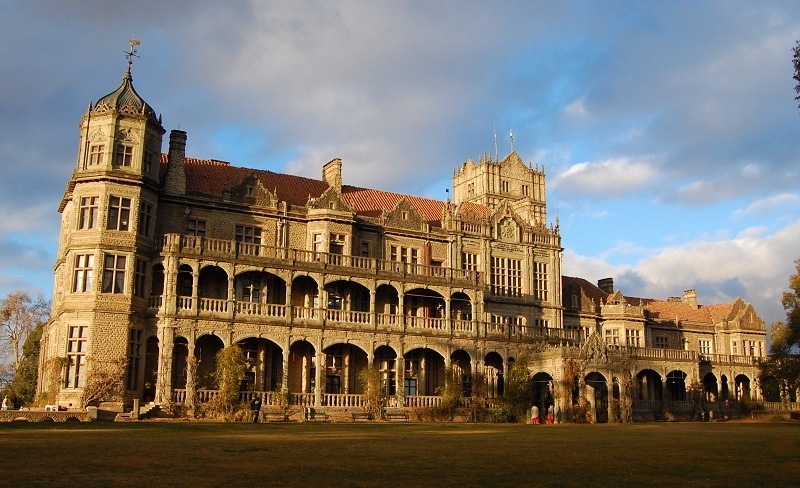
[{"left": 0, "top": 421, "right": 797, "bottom": 487}]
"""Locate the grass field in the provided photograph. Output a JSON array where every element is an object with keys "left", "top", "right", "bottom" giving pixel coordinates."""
[{"left": 0, "top": 420, "right": 797, "bottom": 487}]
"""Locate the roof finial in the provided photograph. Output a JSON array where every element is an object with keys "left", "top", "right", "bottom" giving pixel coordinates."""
[{"left": 124, "top": 38, "right": 140, "bottom": 75}]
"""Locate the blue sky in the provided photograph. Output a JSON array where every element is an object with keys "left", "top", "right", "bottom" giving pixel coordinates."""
[{"left": 1, "top": 1, "right": 799, "bottom": 328}]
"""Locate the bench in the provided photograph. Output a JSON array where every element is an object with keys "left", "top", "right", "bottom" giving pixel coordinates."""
[
  {"left": 351, "top": 412, "right": 374, "bottom": 422},
  {"left": 304, "top": 407, "right": 330, "bottom": 422},
  {"left": 385, "top": 412, "right": 409, "bottom": 422},
  {"left": 262, "top": 411, "right": 288, "bottom": 422}
]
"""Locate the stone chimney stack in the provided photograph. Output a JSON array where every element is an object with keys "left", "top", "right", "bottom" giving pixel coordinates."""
[
  {"left": 165, "top": 130, "right": 187, "bottom": 195},
  {"left": 683, "top": 289, "right": 698, "bottom": 310},
  {"left": 322, "top": 158, "right": 342, "bottom": 192},
  {"left": 598, "top": 278, "right": 614, "bottom": 294}
]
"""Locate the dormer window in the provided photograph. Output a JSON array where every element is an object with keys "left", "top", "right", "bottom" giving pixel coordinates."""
[
  {"left": 401, "top": 211, "right": 408, "bottom": 220},
  {"left": 89, "top": 144, "right": 105, "bottom": 166},
  {"left": 246, "top": 186, "right": 254, "bottom": 197},
  {"left": 114, "top": 144, "right": 134, "bottom": 167},
  {"left": 501, "top": 180, "right": 509, "bottom": 193}
]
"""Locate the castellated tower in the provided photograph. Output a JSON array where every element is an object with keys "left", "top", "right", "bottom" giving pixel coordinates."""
[
  {"left": 452, "top": 151, "right": 547, "bottom": 228},
  {"left": 44, "top": 57, "right": 165, "bottom": 408}
]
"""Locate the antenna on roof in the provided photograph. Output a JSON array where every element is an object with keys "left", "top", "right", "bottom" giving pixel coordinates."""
[{"left": 509, "top": 129, "right": 514, "bottom": 152}]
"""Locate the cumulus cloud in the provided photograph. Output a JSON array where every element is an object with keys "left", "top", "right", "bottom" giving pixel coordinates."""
[
  {"left": 565, "top": 220, "right": 800, "bottom": 325},
  {"left": 553, "top": 158, "right": 658, "bottom": 197}
]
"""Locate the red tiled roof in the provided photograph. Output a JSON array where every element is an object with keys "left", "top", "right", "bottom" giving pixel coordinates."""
[
  {"left": 640, "top": 299, "right": 714, "bottom": 323},
  {"left": 562, "top": 276, "right": 608, "bottom": 304},
  {"left": 160, "top": 155, "right": 492, "bottom": 226}
]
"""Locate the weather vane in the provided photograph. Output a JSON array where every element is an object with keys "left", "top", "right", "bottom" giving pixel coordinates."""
[{"left": 125, "top": 38, "right": 140, "bottom": 70}]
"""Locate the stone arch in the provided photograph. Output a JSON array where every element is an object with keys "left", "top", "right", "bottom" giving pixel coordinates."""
[
  {"left": 703, "top": 372, "right": 719, "bottom": 402},
  {"left": 666, "top": 370, "right": 688, "bottom": 401},
  {"left": 720, "top": 374, "right": 730, "bottom": 401},
  {"left": 195, "top": 334, "right": 225, "bottom": 389},
  {"left": 484, "top": 351, "right": 504, "bottom": 398},
  {"left": 450, "top": 291, "right": 473, "bottom": 320},
  {"left": 374, "top": 345, "right": 398, "bottom": 396},
  {"left": 237, "top": 337, "right": 285, "bottom": 392},
  {"left": 734, "top": 374, "right": 751, "bottom": 401},
  {"left": 636, "top": 369, "right": 663, "bottom": 401},
  {"left": 323, "top": 343, "right": 369, "bottom": 395},
  {"left": 451, "top": 349, "right": 473, "bottom": 397},
  {"left": 291, "top": 275, "right": 320, "bottom": 312},
  {"left": 288, "top": 340, "right": 316, "bottom": 394},
  {"left": 325, "top": 279, "right": 370, "bottom": 313},
  {"left": 375, "top": 283, "right": 399, "bottom": 323},
  {"left": 584, "top": 371, "right": 609, "bottom": 423},
  {"left": 150, "top": 263, "right": 165, "bottom": 303},
  {"left": 404, "top": 347, "right": 446, "bottom": 396},
  {"left": 532, "top": 372, "right": 555, "bottom": 422},
  {"left": 234, "top": 270, "right": 287, "bottom": 306},
  {"left": 171, "top": 336, "right": 189, "bottom": 389},
  {"left": 39, "top": 417, "right": 55, "bottom": 422},
  {"left": 176, "top": 264, "right": 193, "bottom": 299},
  {"left": 142, "top": 335, "right": 159, "bottom": 402},
  {"left": 198, "top": 265, "right": 228, "bottom": 300}
]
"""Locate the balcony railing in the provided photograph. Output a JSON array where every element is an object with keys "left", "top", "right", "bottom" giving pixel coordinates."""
[
  {"left": 159, "top": 233, "right": 478, "bottom": 285},
  {"left": 150, "top": 295, "right": 579, "bottom": 343}
]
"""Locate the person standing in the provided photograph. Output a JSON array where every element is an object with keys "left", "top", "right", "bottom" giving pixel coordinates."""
[
  {"left": 250, "top": 396, "right": 262, "bottom": 423},
  {"left": 531, "top": 405, "right": 540, "bottom": 424},
  {"left": 1, "top": 395, "right": 9, "bottom": 411}
]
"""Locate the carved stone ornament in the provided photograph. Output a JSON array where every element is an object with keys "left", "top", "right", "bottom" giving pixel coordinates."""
[{"left": 581, "top": 332, "right": 609, "bottom": 364}]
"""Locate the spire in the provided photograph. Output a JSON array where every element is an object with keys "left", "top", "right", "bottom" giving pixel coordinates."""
[{"left": 92, "top": 39, "right": 158, "bottom": 123}]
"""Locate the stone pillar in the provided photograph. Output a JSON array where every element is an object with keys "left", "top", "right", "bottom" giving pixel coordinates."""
[
  {"left": 445, "top": 296, "right": 452, "bottom": 335},
  {"left": 343, "top": 348, "right": 351, "bottom": 394},
  {"left": 369, "top": 288, "right": 376, "bottom": 330},
  {"left": 396, "top": 356, "right": 405, "bottom": 405},
  {"left": 227, "top": 274, "right": 235, "bottom": 319},
  {"left": 398, "top": 291, "right": 406, "bottom": 332},
  {"left": 154, "top": 325, "right": 172, "bottom": 404},
  {"left": 285, "top": 281, "right": 293, "bottom": 325},
  {"left": 186, "top": 342, "right": 196, "bottom": 407},
  {"left": 191, "top": 268, "right": 199, "bottom": 314},
  {"left": 315, "top": 351, "right": 324, "bottom": 407},
  {"left": 281, "top": 343, "right": 290, "bottom": 391},
  {"left": 607, "top": 377, "right": 615, "bottom": 423}
]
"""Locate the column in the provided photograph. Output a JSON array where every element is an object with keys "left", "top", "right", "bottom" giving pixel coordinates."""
[
  {"left": 227, "top": 273, "right": 235, "bottom": 319},
  {"left": 445, "top": 296, "right": 452, "bottom": 334},
  {"left": 396, "top": 355, "right": 405, "bottom": 405},
  {"left": 154, "top": 325, "right": 172, "bottom": 404},
  {"left": 186, "top": 342, "right": 196, "bottom": 407},
  {"left": 369, "top": 288, "right": 376, "bottom": 330},
  {"left": 285, "top": 281, "right": 293, "bottom": 325},
  {"left": 315, "top": 351, "right": 324, "bottom": 407},
  {"left": 398, "top": 291, "right": 406, "bottom": 332},
  {"left": 191, "top": 267, "right": 199, "bottom": 314},
  {"left": 607, "top": 377, "right": 615, "bottom": 423}
]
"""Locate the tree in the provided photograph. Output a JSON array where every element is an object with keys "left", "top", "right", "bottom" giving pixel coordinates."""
[
  {"left": 794, "top": 40, "right": 800, "bottom": 110},
  {"left": 4, "top": 322, "right": 44, "bottom": 405},
  {"left": 0, "top": 291, "right": 49, "bottom": 375},
  {"left": 499, "top": 357, "right": 534, "bottom": 422},
  {"left": 80, "top": 357, "right": 127, "bottom": 408},
  {"left": 357, "top": 365, "right": 386, "bottom": 419},
  {"left": 758, "top": 259, "right": 800, "bottom": 401},
  {"left": 208, "top": 345, "right": 246, "bottom": 419}
]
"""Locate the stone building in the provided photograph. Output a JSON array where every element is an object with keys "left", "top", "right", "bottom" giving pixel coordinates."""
[{"left": 39, "top": 58, "right": 766, "bottom": 422}]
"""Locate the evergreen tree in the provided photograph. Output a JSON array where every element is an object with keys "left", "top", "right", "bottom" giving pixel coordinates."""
[{"left": 759, "top": 259, "right": 800, "bottom": 401}]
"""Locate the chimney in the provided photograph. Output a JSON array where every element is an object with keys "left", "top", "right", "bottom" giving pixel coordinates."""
[
  {"left": 322, "top": 158, "right": 342, "bottom": 192},
  {"left": 597, "top": 278, "right": 614, "bottom": 294},
  {"left": 165, "top": 130, "right": 187, "bottom": 195},
  {"left": 683, "top": 289, "right": 698, "bottom": 310}
]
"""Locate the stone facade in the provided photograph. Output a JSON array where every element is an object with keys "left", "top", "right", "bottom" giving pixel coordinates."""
[{"left": 39, "top": 62, "right": 766, "bottom": 422}]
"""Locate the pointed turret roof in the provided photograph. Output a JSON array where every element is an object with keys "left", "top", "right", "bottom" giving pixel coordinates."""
[{"left": 93, "top": 64, "right": 157, "bottom": 121}]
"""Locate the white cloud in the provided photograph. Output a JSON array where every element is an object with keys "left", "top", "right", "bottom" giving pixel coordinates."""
[
  {"left": 563, "top": 97, "right": 588, "bottom": 119},
  {"left": 553, "top": 158, "right": 658, "bottom": 197},
  {"left": 564, "top": 219, "right": 800, "bottom": 325},
  {"left": 735, "top": 193, "right": 800, "bottom": 217}
]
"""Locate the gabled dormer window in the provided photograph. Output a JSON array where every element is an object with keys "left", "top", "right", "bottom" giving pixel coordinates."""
[{"left": 114, "top": 144, "right": 134, "bottom": 167}]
